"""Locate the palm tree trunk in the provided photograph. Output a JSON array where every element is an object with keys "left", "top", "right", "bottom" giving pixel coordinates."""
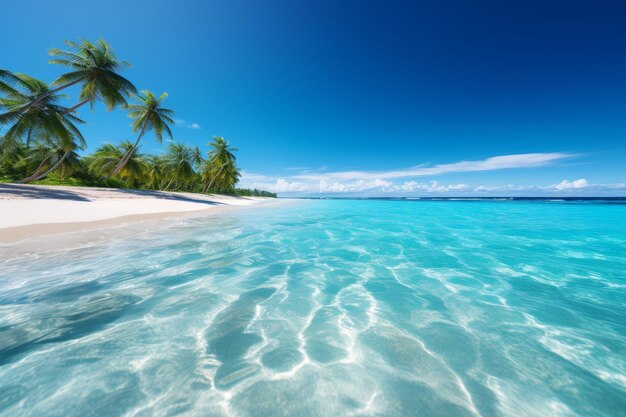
[
  {"left": 25, "top": 128, "right": 32, "bottom": 150},
  {"left": 163, "top": 176, "right": 176, "bottom": 191},
  {"left": 68, "top": 98, "right": 90, "bottom": 112},
  {"left": 20, "top": 98, "right": 89, "bottom": 182},
  {"left": 18, "top": 78, "right": 84, "bottom": 114},
  {"left": 108, "top": 144, "right": 136, "bottom": 178},
  {"left": 108, "top": 125, "right": 147, "bottom": 178},
  {"left": 19, "top": 153, "right": 53, "bottom": 183},
  {"left": 25, "top": 128, "right": 33, "bottom": 175},
  {"left": 204, "top": 163, "right": 226, "bottom": 193},
  {"left": 21, "top": 151, "right": 69, "bottom": 183}
]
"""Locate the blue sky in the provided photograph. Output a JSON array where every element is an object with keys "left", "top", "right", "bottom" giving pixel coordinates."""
[{"left": 2, "top": 0, "right": 626, "bottom": 195}]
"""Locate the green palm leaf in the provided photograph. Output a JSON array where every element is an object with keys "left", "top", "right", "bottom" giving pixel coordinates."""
[{"left": 109, "top": 90, "right": 174, "bottom": 177}]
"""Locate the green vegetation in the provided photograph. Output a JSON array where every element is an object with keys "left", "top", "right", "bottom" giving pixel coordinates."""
[{"left": 0, "top": 39, "right": 276, "bottom": 198}]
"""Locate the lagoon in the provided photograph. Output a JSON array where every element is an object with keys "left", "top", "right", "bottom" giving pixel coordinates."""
[{"left": 1, "top": 199, "right": 625, "bottom": 417}]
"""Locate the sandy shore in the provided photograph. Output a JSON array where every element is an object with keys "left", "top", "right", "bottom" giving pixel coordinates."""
[{"left": 0, "top": 184, "right": 273, "bottom": 244}]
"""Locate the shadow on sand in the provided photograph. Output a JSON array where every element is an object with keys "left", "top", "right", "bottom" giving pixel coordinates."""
[
  {"left": 0, "top": 183, "right": 253, "bottom": 206},
  {"left": 107, "top": 188, "right": 234, "bottom": 205},
  {"left": 0, "top": 184, "right": 91, "bottom": 201}
]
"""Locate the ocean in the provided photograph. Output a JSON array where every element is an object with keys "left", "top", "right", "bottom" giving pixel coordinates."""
[{"left": 1, "top": 199, "right": 625, "bottom": 417}]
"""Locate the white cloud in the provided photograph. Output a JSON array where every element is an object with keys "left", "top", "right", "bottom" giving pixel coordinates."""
[
  {"left": 291, "top": 152, "right": 575, "bottom": 181},
  {"left": 239, "top": 152, "right": 625, "bottom": 196},
  {"left": 239, "top": 152, "right": 587, "bottom": 194},
  {"left": 397, "top": 181, "right": 469, "bottom": 192},
  {"left": 250, "top": 178, "right": 395, "bottom": 194},
  {"left": 554, "top": 178, "right": 588, "bottom": 190},
  {"left": 174, "top": 119, "right": 201, "bottom": 130},
  {"left": 240, "top": 172, "right": 626, "bottom": 195}
]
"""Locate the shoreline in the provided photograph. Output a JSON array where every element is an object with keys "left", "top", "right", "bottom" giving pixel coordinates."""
[{"left": 0, "top": 184, "right": 279, "bottom": 244}]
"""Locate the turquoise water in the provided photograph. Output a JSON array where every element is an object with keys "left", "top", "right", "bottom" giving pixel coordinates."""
[{"left": 1, "top": 199, "right": 626, "bottom": 417}]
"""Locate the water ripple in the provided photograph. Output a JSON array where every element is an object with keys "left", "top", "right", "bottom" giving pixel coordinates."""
[{"left": 1, "top": 200, "right": 625, "bottom": 416}]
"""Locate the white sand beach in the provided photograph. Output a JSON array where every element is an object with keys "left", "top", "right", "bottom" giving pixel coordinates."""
[{"left": 0, "top": 184, "right": 273, "bottom": 243}]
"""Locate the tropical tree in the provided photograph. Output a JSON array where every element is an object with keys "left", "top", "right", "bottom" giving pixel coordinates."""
[
  {"left": 0, "top": 135, "right": 27, "bottom": 178},
  {"left": 0, "top": 75, "right": 81, "bottom": 143},
  {"left": 0, "top": 69, "right": 28, "bottom": 95},
  {"left": 163, "top": 142, "right": 196, "bottom": 190},
  {"left": 191, "top": 145, "right": 203, "bottom": 170},
  {"left": 86, "top": 144, "right": 120, "bottom": 176},
  {"left": 89, "top": 141, "right": 146, "bottom": 185},
  {"left": 1, "top": 40, "right": 135, "bottom": 181},
  {"left": 24, "top": 139, "right": 84, "bottom": 179},
  {"left": 144, "top": 155, "right": 168, "bottom": 189},
  {"left": 109, "top": 90, "right": 174, "bottom": 177},
  {"left": 7, "top": 39, "right": 136, "bottom": 118},
  {"left": 23, "top": 134, "right": 87, "bottom": 183},
  {"left": 202, "top": 136, "right": 238, "bottom": 192},
  {"left": 21, "top": 139, "right": 57, "bottom": 176},
  {"left": 0, "top": 74, "right": 86, "bottom": 183},
  {"left": 54, "top": 149, "right": 84, "bottom": 178},
  {"left": 216, "top": 162, "right": 241, "bottom": 192}
]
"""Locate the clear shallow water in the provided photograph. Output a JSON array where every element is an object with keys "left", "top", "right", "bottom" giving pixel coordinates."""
[{"left": 1, "top": 199, "right": 626, "bottom": 417}]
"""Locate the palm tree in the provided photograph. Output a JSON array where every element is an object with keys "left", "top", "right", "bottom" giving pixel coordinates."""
[
  {"left": 109, "top": 90, "right": 174, "bottom": 177},
  {"left": 202, "top": 136, "right": 238, "bottom": 193},
  {"left": 0, "top": 75, "right": 82, "bottom": 142},
  {"left": 86, "top": 143, "right": 123, "bottom": 176},
  {"left": 225, "top": 163, "right": 241, "bottom": 190},
  {"left": 23, "top": 133, "right": 87, "bottom": 183},
  {"left": 89, "top": 141, "right": 146, "bottom": 185},
  {"left": 22, "top": 139, "right": 57, "bottom": 176},
  {"left": 25, "top": 139, "right": 84, "bottom": 180},
  {"left": 163, "top": 143, "right": 196, "bottom": 190},
  {"left": 191, "top": 145, "right": 203, "bottom": 170},
  {"left": 8, "top": 39, "right": 136, "bottom": 117},
  {"left": 0, "top": 74, "right": 86, "bottom": 183},
  {"left": 54, "top": 149, "right": 84, "bottom": 178},
  {"left": 205, "top": 160, "right": 241, "bottom": 193},
  {"left": 1, "top": 40, "right": 135, "bottom": 181},
  {"left": 144, "top": 155, "right": 167, "bottom": 189},
  {"left": 0, "top": 135, "right": 27, "bottom": 178},
  {"left": 0, "top": 69, "right": 28, "bottom": 95}
]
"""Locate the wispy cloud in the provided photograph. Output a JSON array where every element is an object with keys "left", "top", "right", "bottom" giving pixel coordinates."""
[
  {"left": 174, "top": 119, "right": 202, "bottom": 130},
  {"left": 240, "top": 174, "right": 626, "bottom": 195},
  {"left": 291, "top": 153, "right": 575, "bottom": 181},
  {"left": 240, "top": 152, "right": 598, "bottom": 195}
]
